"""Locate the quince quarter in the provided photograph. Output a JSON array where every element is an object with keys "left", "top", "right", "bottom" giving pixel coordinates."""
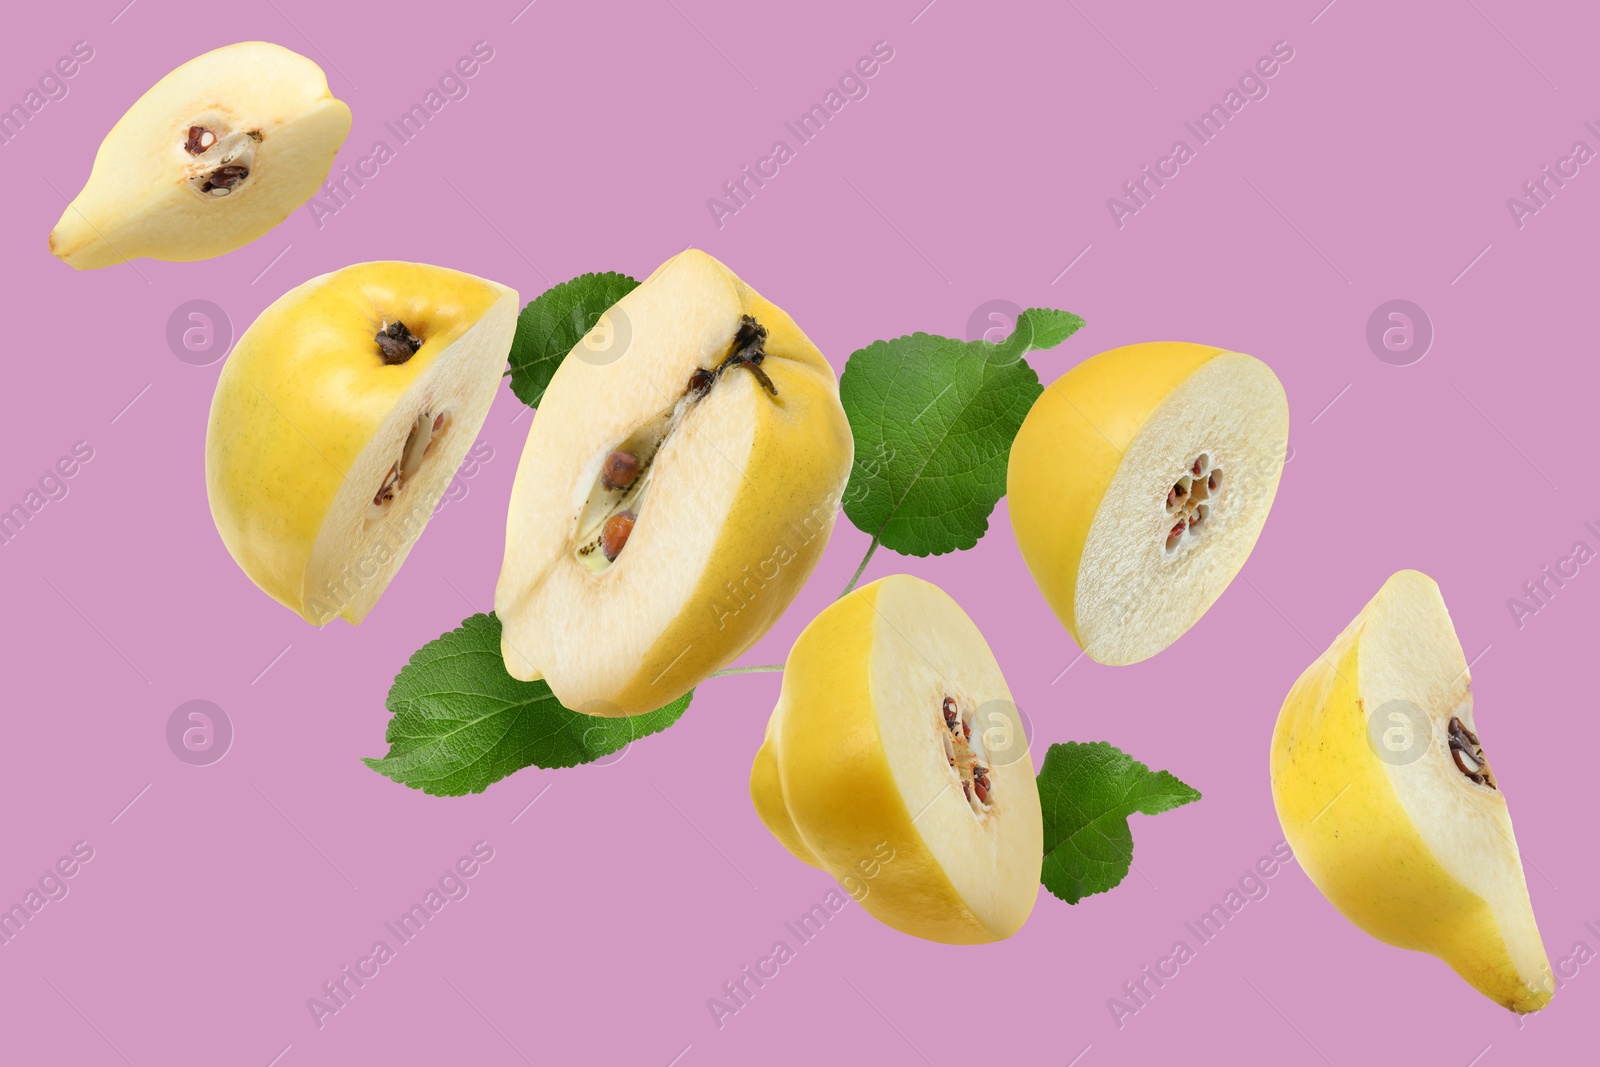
[
  {"left": 1271, "top": 570, "right": 1554, "bottom": 1012},
  {"left": 1007, "top": 342, "right": 1289, "bottom": 664},
  {"left": 50, "top": 41, "right": 350, "bottom": 268},
  {"left": 495, "top": 249, "right": 853, "bottom": 717},
  {"left": 751, "top": 575, "right": 1042, "bottom": 945},
  {"left": 206, "top": 262, "right": 518, "bottom": 625}
]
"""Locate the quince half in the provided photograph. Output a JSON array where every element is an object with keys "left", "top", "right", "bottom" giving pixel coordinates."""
[
  {"left": 206, "top": 262, "right": 518, "bottom": 625},
  {"left": 1271, "top": 570, "right": 1554, "bottom": 1012},
  {"left": 50, "top": 41, "right": 350, "bottom": 268},
  {"left": 751, "top": 575, "right": 1042, "bottom": 944},
  {"left": 1007, "top": 342, "right": 1289, "bottom": 664},
  {"left": 495, "top": 249, "right": 853, "bottom": 716}
]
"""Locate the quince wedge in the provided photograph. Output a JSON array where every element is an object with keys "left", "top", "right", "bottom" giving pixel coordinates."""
[
  {"left": 50, "top": 41, "right": 350, "bottom": 268},
  {"left": 206, "top": 262, "right": 517, "bottom": 625},
  {"left": 1271, "top": 569, "right": 1554, "bottom": 1012},
  {"left": 495, "top": 249, "right": 853, "bottom": 717},
  {"left": 1007, "top": 342, "right": 1289, "bottom": 664},
  {"left": 751, "top": 575, "right": 1042, "bottom": 944}
]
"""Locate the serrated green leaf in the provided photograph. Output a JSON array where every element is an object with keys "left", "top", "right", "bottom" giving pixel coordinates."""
[
  {"left": 364, "top": 613, "right": 690, "bottom": 796},
  {"left": 838, "top": 308, "right": 1083, "bottom": 556},
  {"left": 995, "top": 308, "right": 1086, "bottom": 362},
  {"left": 1037, "top": 741, "right": 1201, "bottom": 904},
  {"left": 506, "top": 272, "right": 638, "bottom": 407}
]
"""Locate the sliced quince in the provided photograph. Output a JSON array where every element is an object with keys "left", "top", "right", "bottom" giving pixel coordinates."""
[
  {"left": 1271, "top": 569, "right": 1554, "bottom": 1012},
  {"left": 494, "top": 249, "right": 853, "bottom": 716},
  {"left": 206, "top": 262, "right": 517, "bottom": 624},
  {"left": 50, "top": 41, "right": 349, "bottom": 268},
  {"left": 752, "top": 574, "right": 1042, "bottom": 944},
  {"left": 1007, "top": 342, "right": 1289, "bottom": 664}
]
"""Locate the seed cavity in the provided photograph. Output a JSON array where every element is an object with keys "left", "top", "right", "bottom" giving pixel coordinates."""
[
  {"left": 370, "top": 408, "right": 449, "bottom": 512},
  {"left": 376, "top": 320, "right": 424, "bottom": 365},
  {"left": 201, "top": 164, "right": 249, "bottom": 195},
  {"left": 1165, "top": 452, "right": 1224, "bottom": 554},
  {"left": 184, "top": 126, "right": 216, "bottom": 154},
  {"left": 1448, "top": 716, "right": 1497, "bottom": 789},
  {"left": 938, "top": 694, "right": 992, "bottom": 814},
  {"left": 183, "top": 122, "right": 259, "bottom": 199},
  {"left": 572, "top": 315, "right": 778, "bottom": 574}
]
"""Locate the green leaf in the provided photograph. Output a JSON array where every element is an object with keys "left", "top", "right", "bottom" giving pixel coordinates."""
[
  {"left": 1037, "top": 741, "right": 1201, "bottom": 904},
  {"left": 506, "top": 272, "right": 639, "bottom": 408},
  {"left": 994, "top": 308, "right": 1086, "bottom": 362},
  {"left": 364, "top": 613, "right": 691, "bottom": 796},
  {"left": 837, "top": 308, "right": 1083, "bottom": 556}
]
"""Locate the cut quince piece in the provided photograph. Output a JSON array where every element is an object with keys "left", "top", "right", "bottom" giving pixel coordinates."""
[
  {"left": 206, "top": 262, "right": 517, "bottom": 625},
  {"left": 1271, "top": 570, "right": 1554, "bottom": 1012},
  {"left": 50, "top": 42, "right": 350, "bottom": 268},
  {"left": 751, "top": 575, "right": 1042, "bottom": 944},
  {"left": 495, "top": 249, "right": 853, "bottom": 716},
  {"left": 1007, "top": 342, "right": 1289, "bottom": 665}
]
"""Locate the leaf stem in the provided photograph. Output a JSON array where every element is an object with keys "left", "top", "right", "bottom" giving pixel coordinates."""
[
  {"left": 707, "top": 664, "right": 785, "bottom": 677},
  {"left": 838, "top": 536, "right": 880, "bottom": 600}
]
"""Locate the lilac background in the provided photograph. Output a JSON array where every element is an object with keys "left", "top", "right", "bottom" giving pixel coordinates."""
[{"left": 1, "top": 1, "right": 1594, "bottom": 1064}]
